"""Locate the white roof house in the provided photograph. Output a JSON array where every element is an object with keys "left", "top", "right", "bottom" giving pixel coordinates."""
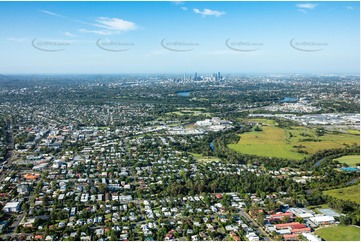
[
  {"left": 287, "top": 207, "right": 315, "bottom": 219},
  {"left": 3, "top": 202, "right": 20, "bottom": 213},
  {"left": 309, "top": 216, "right": 335, "bottom": 226}
]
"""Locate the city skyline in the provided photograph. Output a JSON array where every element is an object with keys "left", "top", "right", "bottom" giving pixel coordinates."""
[{"left": 0, "top": 1, "right": 359, "bottom": 74}]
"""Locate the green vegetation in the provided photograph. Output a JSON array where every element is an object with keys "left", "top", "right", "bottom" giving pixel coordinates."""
[
  {"left": 98, "top": 126, "right": 110, "bottom": 130},
  {"left": 308, "top": 203, "right": 330, "bottom": 209},
  {"left": 347, "top": 129, "right": 360, "bottom": 135},
  {"left": 315, "top": 225, "right": 360, "bottom": 241},
  {"left": 323, "top": 184, "right": 360, "bottom": 204},
  {"left": 228, "top": 119, "right": 359, "bottom": 160},
  {"left": 228, "top": 121, "right": 304, "bottom": 160},
  {"left": 334, "top": 155, "right": 360, "bottom": 167},
  {"left": 189, "top": 152, "right": 218, "bottom": 163}
]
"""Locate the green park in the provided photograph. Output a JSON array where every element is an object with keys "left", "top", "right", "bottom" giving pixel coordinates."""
[
  {"left": 228, "top": 119, "right": 359, "bottom": 160},
  {"left": 315, "top": 225, "right": 360, "bottom": 241},
  {"left": 323, "top": 184, "right": 360, "bottom": 204}
]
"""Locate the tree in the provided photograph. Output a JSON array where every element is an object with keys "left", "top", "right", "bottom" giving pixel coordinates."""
[
  {"left": 110, "top": 230, "right": 118, "bottom": 241},
  {"left": 295, "top": 217, "right": 304, "bottom": 223},
  {"left": 281, "top": 215, "right": 291, "bottom": 223},
  {"left": 257, "top": 212, "right": 266, "bottom": 225},
  {"left": 254, "top": 126, "right": 262, "bottom": 132},
  {"left": 21, "top": 202, "right": 29, "bottom": 212},
  {"left": 315, "top": 127, "right": 325, "bottom": 136},
  {"left": 42, "top": 195, "right": 49, "bottom": 206},
  {"left": 98, "top": 183, "right": 108, "bottom": 193},
  {"left": 210, "top": 182, "right": 217, "bottom": 193},
  {"left": 340, "top": 215, "right": 352, "bottom": 225}
]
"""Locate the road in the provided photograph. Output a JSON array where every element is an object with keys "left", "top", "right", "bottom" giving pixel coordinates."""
[
  {"left": 10, "top": 213, "right": 25, "bottom": 232},
  {"left": 0, "top": 118, "right": 14, "bottom": 181},
  {"left": 239, "top": 209, "right": 271, "bottom": 241}
]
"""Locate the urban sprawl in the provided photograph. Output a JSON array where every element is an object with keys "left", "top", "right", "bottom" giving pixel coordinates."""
[{"left": 0, "top": 73, "right": 360, "bottom": 241}]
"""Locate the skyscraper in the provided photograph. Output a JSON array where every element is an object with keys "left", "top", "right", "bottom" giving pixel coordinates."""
[{"left": 212, "top": 73, "right": 217, "bottom": 81}]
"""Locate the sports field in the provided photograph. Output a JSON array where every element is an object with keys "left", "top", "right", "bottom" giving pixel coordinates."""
[
  {"left": 228, "top": 119, "right": 359, "bottom": 160},
  {"left": 323, "top": 184, "right": 360, "bottom": 204},
  {"left": 333, "top": 155, "right": 360, "bottom": 167},
  {"left": 315, "top": 225, "right": 360, "bottom": 241}
]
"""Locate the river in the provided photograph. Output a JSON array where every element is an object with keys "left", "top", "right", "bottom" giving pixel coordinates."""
[{"left": 210, "top": 140, "right": 215, "bottom": 152}]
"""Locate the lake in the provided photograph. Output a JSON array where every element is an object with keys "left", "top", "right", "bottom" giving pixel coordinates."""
[
  {"left": 279, "top": 97, "right": 298, "bottom": 103},
  {"left": 176, "top": 91, "right": 191, "bottom": 97}
]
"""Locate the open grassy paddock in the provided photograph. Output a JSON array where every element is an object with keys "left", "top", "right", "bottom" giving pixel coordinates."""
[
  {"left": 333, "top": 155, "right": 360, "bottom": 167},
  {"left": 315, "top": 225, "right": 360, "bottom": 241},
  {"left": 189, "top": 152, "right": 219, "bottom": 163},
  {"left": 347, "top": 129, "right": 360, "bottom": 135},
  {"left": 323, "top": 184, "right": 360, "bottom": 204},
  {"left": 228, "top": 119, "right": 359, "bottom": 160}
]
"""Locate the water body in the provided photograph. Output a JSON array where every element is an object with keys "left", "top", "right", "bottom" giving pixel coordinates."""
[
  {"left": 176, "top": 91, "right": 191, "bottom": 97},
  {"left": 346, "top": 177, "right": 359, "bottom": 185},
  {"left": 340, "top": 167, "right": 359, "bottom": 172},
  {"left": 279, "top": 97, "right": 298, "bottom": 103},
  {"left": 210, "top": 140, "right": 215, "bottom": 152},
  {"left": 313, "top": 158, "right": 325, "bottom": 167}
]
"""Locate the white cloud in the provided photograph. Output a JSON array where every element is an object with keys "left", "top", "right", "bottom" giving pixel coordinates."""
[
  {"left": 94, "top": 17, "right": 137, "bottom": 31},
  {"left": 172, "top": 1, "right": 184, "bottom": 5},
  {"left": 79, "top": 29, "right": 112, "bottom": 36},
  {"left": 193, "top": 8, "right": 225, "bottom": 17},
  {"left": 346, "top": 6, "right": 354, "bottom": 10},
  {"left": 79, "top": 17, "right": 138, "bottom": 35},
  {"left": 181, "top": 7, "right": 188, "bottom": 11},
  {"left": 39, "top": 9, "right": 138, "bottom": 36},
  {"left": 296, "top": 3, "right": 317, "bottom": 10},
  {"left": 39, "top": 10, "right": 66, "bottom": 18},
  {"left": 39, "top": 9, "right": 89, "bottom": 25}
]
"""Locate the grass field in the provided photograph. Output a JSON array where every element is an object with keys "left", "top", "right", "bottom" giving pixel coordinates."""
[
  {"left": 334, "top": 155, "right": 360, "bottom": 167},
  {"left": 323, "top": 184, "right": 360, "bottom": 204},
  {"left": 347, "top": 129, "right": 360, "bottom": 135},
  {"left": 228, "top": 119, "right": 359, "bottom": 160},
  {"left": 315, "top": 225, "right": 360, "bottom": 241},
  {"left": 190, "top": 152, "right": 219, "bottom": 163}
]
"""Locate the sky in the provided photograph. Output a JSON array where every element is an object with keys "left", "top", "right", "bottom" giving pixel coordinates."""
[{"left": 0, "top": 1, "right": 359, "bottom": 74}]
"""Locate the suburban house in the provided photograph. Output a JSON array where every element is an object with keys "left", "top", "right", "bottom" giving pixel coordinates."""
[{"left": 3, "top": 201, "right": 21, "bottom": 213}]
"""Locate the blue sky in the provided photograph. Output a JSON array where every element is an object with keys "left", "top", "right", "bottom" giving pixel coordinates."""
[{"left": 0, "top": 1, "right": 359, "bottom": 74}]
